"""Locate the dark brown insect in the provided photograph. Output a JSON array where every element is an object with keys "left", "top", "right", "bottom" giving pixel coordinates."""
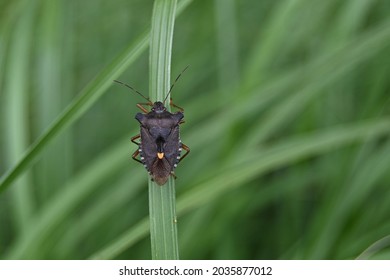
[{"left": 114, "top": 67, "right": 190, "bottom": 185}]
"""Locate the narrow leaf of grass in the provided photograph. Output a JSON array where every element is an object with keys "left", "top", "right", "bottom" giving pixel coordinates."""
[
  {"left": 214, "top": 0, "right": 239, "bottom": 91},
  {"left": 55, "top": 171, "right": 145, "bottom": 258},
  {"left": 148, "top": 0, "right": 179, "bottom": 260},
  {"left": 90, "top": 218, "right": 150, "bottom": 260},
  {"left": 0, "top": 32, "right": 149, "bottom": 194},
  {"left": 3, "top": 1, "right": 36, "bottom": 234},
  {"left": 35, "top": 0, "right": 67, "bottom": 199},
  {"left": 356, "top": 235, "right": 390, "bottom": 260},
  {"left": 5, "top": 136, "right": 134, "bottom": 259},
  {"left": 176, "top": 118, "right": 390, "bottom": 215},
  {"left": 89, "top": 117, "right": 390, "bottom": 259},
  {"left": 307, "top": 141, "right": 390, "bottom": 259},
  {"left": 243, "top": 0, "right": 305, "bottom": 87},
  {"left": 239, "top": 20, "right": 390, "bottom": 149}
]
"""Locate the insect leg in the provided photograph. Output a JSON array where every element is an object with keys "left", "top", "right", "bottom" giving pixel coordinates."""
[
  {"left": 170, "top": 98, "right": 184, "bottom": 112},
  {"left": 132, "top": 149, "right": 143, "bottom": 164},
  {"left": 137, "top": 102, "right": 153, "bottom": 113},
  {"left": 131, "top": 135, "right": 143, "bottom": 164},
  {"left": 179, "top": 143, "right": 190, "bottom": 162},
  {"left": 131, "top": 134, "right": 141, "bottom": 145}
]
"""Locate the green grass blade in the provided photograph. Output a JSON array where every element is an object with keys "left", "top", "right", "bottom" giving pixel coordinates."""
[
  {"left": 5, "top": 136, "right": 133, "bottom": 259},
  {"left": 235, "top": 20, "right": 390, "bottom": 150},
  {"left": 176, "top": 118, "right": 390, "bottom": 215},
  {"left": 0, "top": 32, "right": 149, "bottom": 194},
  {"left": 148, "top": 0, "right": 179, "bottom": 260},
  {"left": 90, "top": 218, "right": 150, "bottom": 260},
  {"left": 307, "top": 140, "right": 390, "bottom": 258},
  {"left": 214, "top": 0, "right": 239, "bottom": 91},
  {"left": 55, "top": 171, "right": 146, "bottom": 258},
  {"left": 356, "top": 235, "right": 390, "bottom": 260},
  {"left": 35, "top": 0, "right": 69, "bottom": 199},
  {"left": 3, "top": 1, "right": 36, "bottom": 234}
]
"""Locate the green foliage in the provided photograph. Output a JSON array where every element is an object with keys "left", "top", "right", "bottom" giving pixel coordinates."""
[{"left": 1, "top": 0, "right": 390, "bottom": 260}]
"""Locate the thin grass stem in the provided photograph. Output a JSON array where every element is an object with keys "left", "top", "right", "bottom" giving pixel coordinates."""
[{"left": 148, "top": 0, "right": 179, "bottom": 260}]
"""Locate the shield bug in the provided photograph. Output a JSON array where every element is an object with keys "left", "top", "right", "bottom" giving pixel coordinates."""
[{"left": 114, "top": 67, "right": 190, "bottom": 185}]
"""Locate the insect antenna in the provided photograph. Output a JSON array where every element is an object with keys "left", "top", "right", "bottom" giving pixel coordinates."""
[
  {"left": 114, "top": 80, "right": 151, "bottom": 102},
  {"left": 163, "top": 65, "right": 189, "bottom": 104}
]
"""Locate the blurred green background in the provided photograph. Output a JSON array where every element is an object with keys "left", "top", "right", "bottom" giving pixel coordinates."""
[{"left": 1, "top": 0, "right": 390, "bottom": 260}]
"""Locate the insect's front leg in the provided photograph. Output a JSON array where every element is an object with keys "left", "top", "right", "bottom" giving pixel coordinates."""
[
  {"left": 170, "top": 98, "right": 184, "bottom": 112},
  {"left": 137, "top": 102, "right": 153, "bottom": 113}
]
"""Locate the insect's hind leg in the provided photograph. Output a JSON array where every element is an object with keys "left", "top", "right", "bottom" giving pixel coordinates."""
[
  {"left": 170, "top": 172, "right": 177, "bottom": 179},
  {"left": 131, "top": 135, "right": 143, "bottom": 164},
  {"left": 132, "top": 149, "right": 143, "bottom": 164},
  {"left": 179, "top": 143, "right": 190, "bottom": 162},
  {"left": 131, "top": 134, "right": 141, "bottom": 145},
  {"left": 169, "top": 144, "right": 188, "bottom": 179}
]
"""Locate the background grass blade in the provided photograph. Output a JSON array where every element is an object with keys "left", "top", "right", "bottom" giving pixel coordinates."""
[
  {"left": 5, "top": 136, "right": 136, "bottom": 259},
  {"left": 356, "top": 235, "right": 390, "bottom": 260},
  {"left": 0, "top": 33, "right": 149, "bottom": 193},
  {"left": 3, "top": 1, "right": 36, "bottom": 235}
]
